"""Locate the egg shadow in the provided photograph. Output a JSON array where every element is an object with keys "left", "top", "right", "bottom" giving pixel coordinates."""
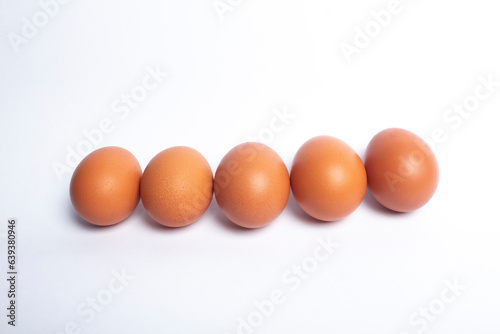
[{"left": 362, "top": 189, "right": 406, "bottom": 217}]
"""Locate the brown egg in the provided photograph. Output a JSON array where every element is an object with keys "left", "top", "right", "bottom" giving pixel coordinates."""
[
  {"left": 214, "top": 142, "right": 290, "bottom": 228},
  {"left": 70, "top": 147, "right": 142, "bottom": 226},
  {"left": 291, "top": 136, "right": 367, "bottom": 221},
  {"left": 364, "top": 128, "right": 439, "bottom": 212},
  {"left": 140, "top": 146, "right": 213, "bottom": 227}
]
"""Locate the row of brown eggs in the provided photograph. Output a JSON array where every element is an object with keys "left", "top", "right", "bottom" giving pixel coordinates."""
[{"left": 70, "top": 128, "right": 439, "bottom": 228}]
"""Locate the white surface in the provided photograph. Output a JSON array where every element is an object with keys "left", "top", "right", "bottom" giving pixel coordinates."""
[{"left": 1, "top": 0, "right": 500, "bottom": 333}]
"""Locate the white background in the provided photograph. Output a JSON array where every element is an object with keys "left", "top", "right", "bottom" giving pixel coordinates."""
[{"left": 1, "top": 0, "right": 499, "bottom": 333}]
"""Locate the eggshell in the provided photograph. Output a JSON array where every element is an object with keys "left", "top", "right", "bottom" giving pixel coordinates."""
[
  {"left": 214, "top": 142, "right": 290, "bottom": 229},
  {"left": 140, "top": 146, "right": 213, "bottom": 227},
  {"left": 70, "top": 147, "right": 142, "bottom": 226},
  {"left": 364, "top": 128, "right": 439, "bottom": 212},
  {"left": 291, "top": 136, "right": 367, "bottom": 221}
]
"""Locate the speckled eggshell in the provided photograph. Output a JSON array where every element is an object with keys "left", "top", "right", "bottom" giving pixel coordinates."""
[
  {"left": 70, "top": 147, "right": 142, "bottom": 226},
  {"left": 291, "top": 136, "right": 367, "bottom": 221},
  {"left": 364, "top": 128, "right": 439, "bottom": 212},
  {"left": 214, "top": 142, "right": 290, "bottom": 229},
  {"left": 140, "top": 146, "right": 213, "bottom": 227}
]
